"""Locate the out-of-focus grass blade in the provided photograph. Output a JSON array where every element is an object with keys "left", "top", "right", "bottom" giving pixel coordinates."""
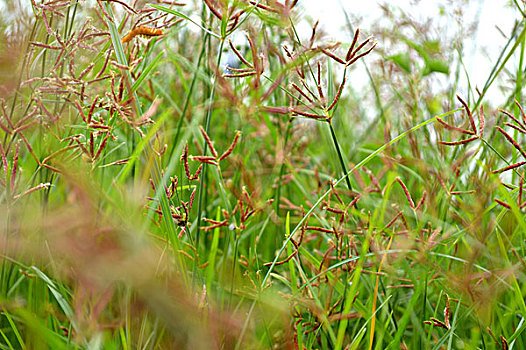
[
  {"left": 15, "top": 309, "right": 70, "bottom": 350},
  {"left": 102, "top": 3, "right": 142, "bottom": 116},
  {"left": 2, "top": 312, "right": 24, "bottom": 349},
  {"left": 30, "top": 267, "right": 77, "bottom": 331},
  {"left": 117, "top": 109, "right": 171, "bottom": 184},
  {"left": 149, "top": 4, "right": 220, "bottom": 38},
  {"left": 131, "top": 51, "right": 165, "bottom": 94}
]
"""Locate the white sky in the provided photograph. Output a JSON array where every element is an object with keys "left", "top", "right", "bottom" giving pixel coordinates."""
[{"left": 298, "top": 0, "right": 520, "bottom": 105}]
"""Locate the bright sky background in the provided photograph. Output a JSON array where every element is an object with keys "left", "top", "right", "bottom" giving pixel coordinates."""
[{"left": 298, "top": 0, "right": 520, "bottom": 105}]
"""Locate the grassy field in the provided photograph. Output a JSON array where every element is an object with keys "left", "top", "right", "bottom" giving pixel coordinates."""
[{"left": 1, "top": 0, "right": 526, "bottom": 349}]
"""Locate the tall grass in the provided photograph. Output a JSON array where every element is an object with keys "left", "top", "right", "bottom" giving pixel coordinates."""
[{"left": 1, "top": 1, "right": 526, "bottom": 349}]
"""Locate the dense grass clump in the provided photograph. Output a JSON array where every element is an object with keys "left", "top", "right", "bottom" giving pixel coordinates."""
[{"left": 1, "top": 1, "right": 526, "bottom": 349}]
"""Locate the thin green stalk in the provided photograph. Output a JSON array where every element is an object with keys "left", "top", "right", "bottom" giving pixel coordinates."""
[
  {"left": 274, "top": 116, "right": 293, "bottom": 219},
  {"left": 166, "top": 35, "right": 210, "bottom": 161},
  {"left": 328, "top": 121, "right": 353, "bottom": 192},
  {"left": 193, "top": 38, "right": 226, "bottom": 281}
]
